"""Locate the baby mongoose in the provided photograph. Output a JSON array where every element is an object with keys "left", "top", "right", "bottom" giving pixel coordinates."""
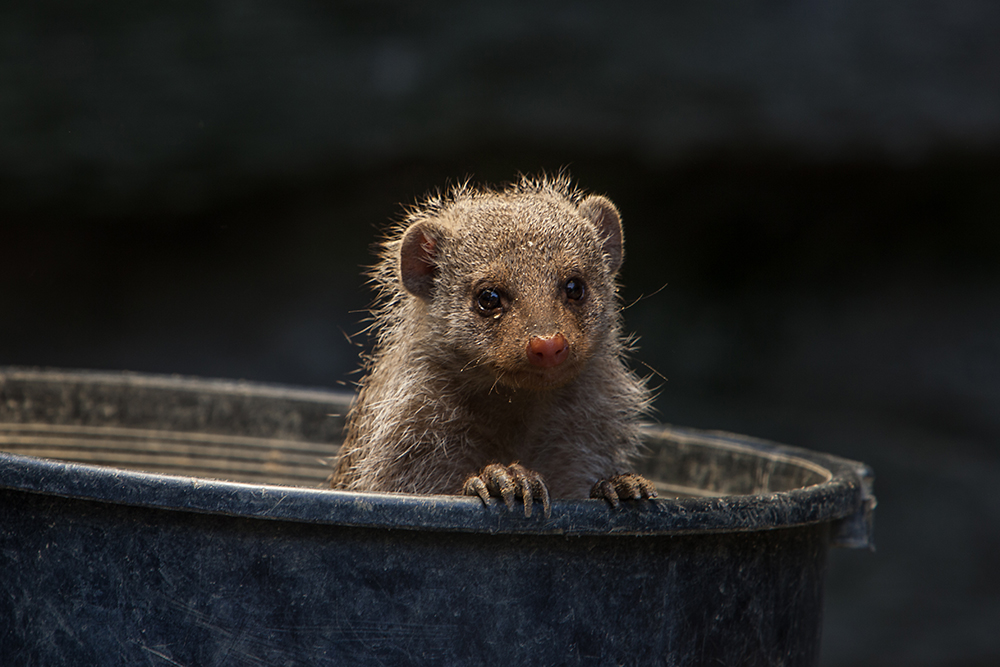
[{"left": 329, "top": 174, "right": 656, "bottom": 517}]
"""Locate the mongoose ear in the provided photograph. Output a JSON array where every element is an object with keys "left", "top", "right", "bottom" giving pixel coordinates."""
[
  {"left": 399, "top": 221, "right": 444, "bottom": 299},
  {"left": 577, "top": 195, "right": 624, "bottom": 274}
]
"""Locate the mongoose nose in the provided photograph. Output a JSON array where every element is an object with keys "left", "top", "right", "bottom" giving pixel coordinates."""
[{"left": 527, "top": 334, "right": 569, "bottom": 368}]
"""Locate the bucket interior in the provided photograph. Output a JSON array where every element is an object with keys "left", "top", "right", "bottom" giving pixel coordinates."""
[{"left": 0, "top": 370, "right": 831, "bottom": 498}]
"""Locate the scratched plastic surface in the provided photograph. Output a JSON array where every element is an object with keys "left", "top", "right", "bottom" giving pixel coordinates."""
[{"left": 0, "top": 368, "right": 875, "bottom": 666}]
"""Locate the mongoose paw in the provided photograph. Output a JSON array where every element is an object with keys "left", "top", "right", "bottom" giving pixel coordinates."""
[
  {"left": 463, "top": 463, "right": 551, "bottom": 518},
  {"left": 590, "top": 473, "right": 658, "bottom": 508}
]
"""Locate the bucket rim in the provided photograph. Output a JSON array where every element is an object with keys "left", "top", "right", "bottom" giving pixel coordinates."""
[{"left": 0, "top": 367, "right": 875, "bottom": 543}]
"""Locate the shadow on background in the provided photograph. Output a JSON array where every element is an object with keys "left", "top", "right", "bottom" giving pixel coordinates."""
[{"left": 3, "top": 3, "right": 1000, "bottom": 665}]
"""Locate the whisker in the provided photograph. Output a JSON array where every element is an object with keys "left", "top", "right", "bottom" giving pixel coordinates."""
[
  {"left": 637, "top": 359, "right": 667, "bottom": 382},
  {"left": 623, "top": 281, "right": 669, "bottom": 311}
]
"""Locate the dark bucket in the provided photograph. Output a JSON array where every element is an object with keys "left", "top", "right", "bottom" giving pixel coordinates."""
[{"left": 0, "top": 368, "right": 874, "bottom": 666}]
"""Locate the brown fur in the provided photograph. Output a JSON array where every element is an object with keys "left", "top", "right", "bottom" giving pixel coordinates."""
[{"left": 329, "top": 174, "right": 651, "bottom": 500}]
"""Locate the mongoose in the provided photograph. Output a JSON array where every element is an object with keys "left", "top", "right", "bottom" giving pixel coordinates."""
[{"left": 329, "top": 174, "right": 656, "bottom": 517}]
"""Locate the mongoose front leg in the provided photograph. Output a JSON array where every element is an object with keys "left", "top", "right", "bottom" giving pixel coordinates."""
[
  {"left": 464, "top": 463, "right": 551, "bottom": 518},
  {"left": 590, "top": 473, "right": 658, "bottom": 508}
]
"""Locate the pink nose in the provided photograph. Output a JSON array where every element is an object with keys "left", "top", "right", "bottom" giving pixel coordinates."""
[{"left": 526, "top": 334, "right": 569, "bottom": 368}]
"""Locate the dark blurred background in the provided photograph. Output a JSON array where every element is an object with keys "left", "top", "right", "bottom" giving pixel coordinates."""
[{"left": 3, "top": 2, "right": 999, "bottom": 664}]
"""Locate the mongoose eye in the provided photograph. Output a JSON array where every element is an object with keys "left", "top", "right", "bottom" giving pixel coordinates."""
[
  {"left": 476, "top": 288, "right": 503, "bottom": 314},
  {"left": 564, "top": 278, "right": 586, "bottom": 301}
]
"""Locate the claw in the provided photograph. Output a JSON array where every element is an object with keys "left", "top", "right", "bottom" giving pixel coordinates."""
[
  {"left": 519, "top": 476, "right": 533, "bottom": 517},
  {"left": 463, "top": 463, "right": 551, "bottom": 518},
  {"left": 536, "top": 480, "right": 551, "bottom": 519},
  {"left": 590, "top": 478, "right": 620, "bottom": 508},
  {"left": 463, "top": 475, "right": 490, "bottom": 505},
  {"left": 590, "top": 473, "right": 657, "bottom": 508},
  {"left": 490, "top": 465, "right": 517, "bottom": 510}
]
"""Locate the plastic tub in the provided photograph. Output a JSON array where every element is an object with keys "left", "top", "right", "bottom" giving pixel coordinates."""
[{"left": 0, "top": 368, "right": 874, "bottom": 666}]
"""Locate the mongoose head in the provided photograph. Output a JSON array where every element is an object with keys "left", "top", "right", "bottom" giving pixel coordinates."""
[{"left": 393, "top": 178, "right": 625, "bottom": 392}]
